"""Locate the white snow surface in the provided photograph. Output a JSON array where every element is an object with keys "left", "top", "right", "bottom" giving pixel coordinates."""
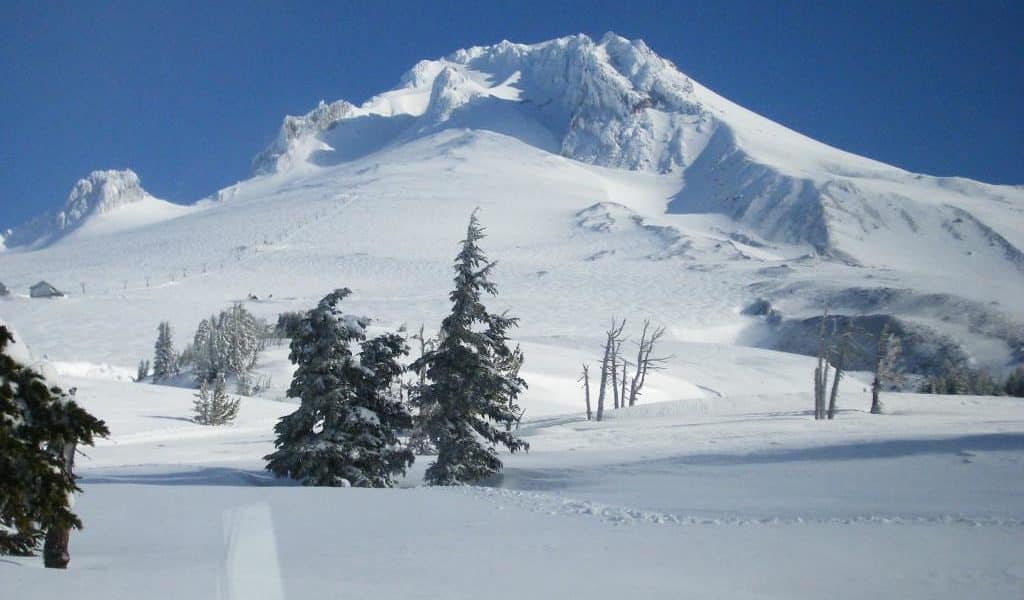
[
  {"left": 2, "top": 359, "right": 1023, "bottom": 598},
  {"left": 1, "top": 32, "right": 1023, "bottom": 598}
]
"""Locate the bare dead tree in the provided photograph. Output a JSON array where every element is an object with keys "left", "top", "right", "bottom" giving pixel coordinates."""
[
  {"left": 827, "top": 322, "right": 856, "bottom": 420},
  {"left": 409, "top": 324, "right": 435, "bottom": 388},
  {"left": 579, "top": 363, "right": 592, "bottom": 420},
  {"left": 596, "top": 318, "right": 626, "bottom": 422},
  {"left": 627, "top": 320, "right": 670, "bottom": 407},
  {"left": 610, "top": 334, "right": 626, "bottom": 410},
  {"left": 813, "top": 307, "right": 832, "bottom": 420},
  {"left": 620, "top": 359, "right": 629, "bottom": 408}
]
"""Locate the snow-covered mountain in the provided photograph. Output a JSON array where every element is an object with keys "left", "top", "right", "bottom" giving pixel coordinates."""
[
  {"left": 250, "top": 33, "right": 1024, "bottom": 272},
  {"left": 1, "top": 33, "right": 1022, "bottom": 375},
  {"left": 3, "top": 169, "right": 189, "bottom": 249}
]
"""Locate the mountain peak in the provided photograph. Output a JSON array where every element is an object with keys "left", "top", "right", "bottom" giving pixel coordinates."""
[
  {"left": 3, "top": 169, "right": 186, "bottom": 249},
  {"left": 253, "top": 32, "right": 707, "bottom": 177},
  {"left": 63, "top": 169, "right": 148, "bottom": 223},
  {"left": 238, "top": 33, "right": 1023, "bottom": 270}
]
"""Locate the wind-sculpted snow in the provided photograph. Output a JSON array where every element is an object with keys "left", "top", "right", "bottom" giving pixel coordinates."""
[
  {"left": 253, "top": 33, "right": 711, "bottom": 176},
  {"left": 251, "top": 99, "right": 358, "bottom": 174}
]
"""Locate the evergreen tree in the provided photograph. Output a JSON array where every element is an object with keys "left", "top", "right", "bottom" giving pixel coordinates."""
[
  {"left": 193, "top": 375, "right": 240, "bottom": 425},
  {"left": 222, "top": 303, "right": 259, "bottom": 394},
  {"left": 191, "top": 305, "right": 261, "bottom": 391},
  {"left": 152, "top": 321, "right": 177, "bottom": 382},
  {"left": 411, "top": 211, "right": 528, "bottom": 486},
  {"left": 1006, "top": 366, "right": 1024, "bottom": 397},
  {"left": 0, "top": 325, "right": 108, "bottom": 558},
  {"left": 135, "top": 359, "right": 150, "bottom": 383},
  {"left": 264, "top": 289, "right": 414, "bottom": 487},
  {"left": 350, "top": 331, "right": 415, "bottom": 484},
  {"left": 192, "top": 317, "right": 217, "bottom": 383}
]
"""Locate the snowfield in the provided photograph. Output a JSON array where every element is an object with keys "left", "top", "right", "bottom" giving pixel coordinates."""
[
  {"left": 2, "top": 32, "right": 1023, "bottom": 598},
  {"left": 2, "top": 361, "right": 1023, "bottom": 599}
]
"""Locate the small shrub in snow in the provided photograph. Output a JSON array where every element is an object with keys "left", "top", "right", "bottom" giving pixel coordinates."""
[
  {"left": 192, "top": 376, "right": 240, "bottom": 426},
  {"left": 919, "top": 361, "right": 1001, "bottom": 396},
  {"left": 1006, "top": 366, "right": 1024, "bottom": 397}
]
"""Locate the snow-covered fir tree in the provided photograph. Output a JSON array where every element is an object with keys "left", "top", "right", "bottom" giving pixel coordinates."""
[
  {"left": 191, "top": 316, "right": 219, "bottom": 383},
  {"left": 152, "top": 321, "right": 177, "bottom": 382},
  {"left": 411, "top": 211, "right": 528, "bottom": 486},
  {"left": 222, "top": 303, "right": 260, "bottom": 393},
  {"left": 871, "top": 326, "right": 904, "bottom": 414},
  {"left": 350, "top": 331, "right": 415, "bottom": 484},
  {"left": 135, "top": 359, "right": 150, "bottom": 383},
  {"left": 0, "top": 325, "right": 108, "bottom": 557},
  {"left": 264, "top": 288, "right": 414, "bottom": 487},
  {"left": 193, "top": 375, "right": 240, "bottom": 425},
  {"left": 191, "top": 305, "right": 261, "bottom": 392}
]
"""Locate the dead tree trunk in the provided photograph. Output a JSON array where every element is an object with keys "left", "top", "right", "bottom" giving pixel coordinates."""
[
  {"left": 596, "top": 318, "right": 626, "bottom": 422},
  {"left": 827, "top": 362, "right": 843, "bottom": 420},
  {"left": 620, "top": 360, "right": 628, "bottom": 409},
  {"left": 411, "top": 325, "right": 432, "bottom": 388},
  {"left": 579, "top": 364, "right": 592, "bottom": 421},
  {"left": 596, "top": 335, "right": 611, "bottom": 422},
  {"left": 627, "top": 320, "right": 668, "bottom": 407},
  {"left": 43, "top": 440, "right": 77, "bottom": 569},
  {"left": 611, "top": 351, "right": 620, "bottom": 410},
  {"left": 813, "top": 308, "right": 832, "bottom": 420},
  {"left": 827, "top": 324, "right": 853, "bottom": 420},
  {"left": 870, "top": 374, "right": 881, "bottom": 415}
]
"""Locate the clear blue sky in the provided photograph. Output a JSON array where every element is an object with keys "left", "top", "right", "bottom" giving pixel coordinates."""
[{"left": 2, "top": 0, "right": 1022, "bottom": 229}]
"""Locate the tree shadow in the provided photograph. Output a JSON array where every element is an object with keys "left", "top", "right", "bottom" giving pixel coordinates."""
[
  {"left": 495, "top": 433, "right": 1024, "bottom": 493},
  {"left": 144, "top": 415, "right": 195, "bottom": 423},
  {"left": 653, "top": 433, "right": 1024, "bottom": 466},
  {"left": 81, "top": 467, "right": 295, "bottom": 488}
]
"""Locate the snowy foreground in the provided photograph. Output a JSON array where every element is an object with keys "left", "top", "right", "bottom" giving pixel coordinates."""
[{"left": 3, "top": 350, "right": 1023, "bottom": 599}]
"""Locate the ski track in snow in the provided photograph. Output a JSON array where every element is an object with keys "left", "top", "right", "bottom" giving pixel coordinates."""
[{"left": 463, "top": 486, "right": 1024, "bottom": 530}]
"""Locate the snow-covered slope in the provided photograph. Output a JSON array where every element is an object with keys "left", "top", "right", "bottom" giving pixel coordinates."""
[
  {"left": 250, "top": 33, "right": 1024, "bottom": 273},
  {"left": 1, "top": 32, "right": 1022, "bottom": 373},
  {"left": 3, "top": 169, "right": 190, "bottom": 249},
  {"left": 4, "top": 360, "right": 1024, "bottom": 599}
]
